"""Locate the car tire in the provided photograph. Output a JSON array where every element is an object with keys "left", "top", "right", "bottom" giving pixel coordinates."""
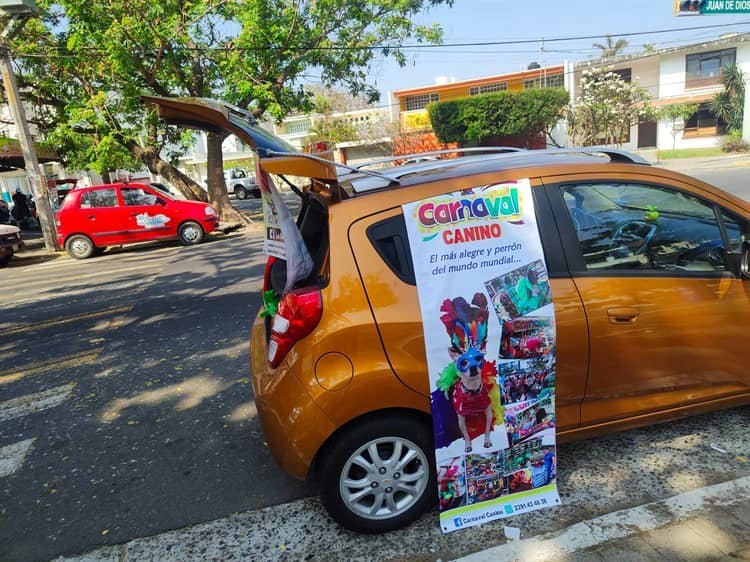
[
  {"left": 178, "top": 221, "right": 204, "bottom": 245},
  {"left": 234, "top": 186, "right": 248, "bottom": 200},
  {"left": 0, "top": 252, "right": 11, "bottom": 266},
  {"left": 252, "top": 188, "right": 261, "bottom": 199},
  {"left": 318, "top": 414, "right": 436, "bottom": 534},
  {"left": 65, "top": 234, "right": 96, "bottom": 259}
]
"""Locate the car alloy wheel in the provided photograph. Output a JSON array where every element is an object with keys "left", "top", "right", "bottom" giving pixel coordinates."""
[
  {"left": 339, "top": 436, "right": 430, "bottom": 521},
  {"left": 66, "top": 234, "right": 95, "bottom": 259},
  {"left": 178, "top": 221, "right": 204, "bottom": 245}
]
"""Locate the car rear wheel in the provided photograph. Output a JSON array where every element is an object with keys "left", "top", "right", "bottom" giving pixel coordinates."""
[
  {"left": 318, "top": 415, "right": 435, "bottom": 534},
  {"left": 66, "top": 234, "right": 95, "bottom": 259},
  {"left": 234, "top": 186, "right": 248, "bottom": 200},
  {"left": 178, "top": 221, "right": 204, "bottom": 245}
]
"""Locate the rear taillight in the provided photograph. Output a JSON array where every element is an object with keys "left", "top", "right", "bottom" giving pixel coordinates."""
[{"left": 267, "top": 287, "right": 323, "bottom": 368}]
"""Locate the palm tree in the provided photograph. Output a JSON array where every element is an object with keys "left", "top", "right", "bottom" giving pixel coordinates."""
[
  {"left": 592, "top": 35, "right": 629, "bottom": 61},
  {"left": 709, "top": 62, "right": 745, "bottom": 133}
]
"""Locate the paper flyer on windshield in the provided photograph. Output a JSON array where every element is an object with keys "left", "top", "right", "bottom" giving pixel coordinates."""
[{"left": 402, "top": 179, "right": 560, "bottom": 533}]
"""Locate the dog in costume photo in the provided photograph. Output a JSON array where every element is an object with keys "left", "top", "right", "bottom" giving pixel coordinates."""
[{"left": 434, "top": 293, "right": 503, "bottom": 453}]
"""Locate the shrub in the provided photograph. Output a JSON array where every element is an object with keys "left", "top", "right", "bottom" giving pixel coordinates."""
[
  {"left": 428, "top": 88, "right": 569, "bottom": 145},
  {"left": 722, "top": 132, "right": 749, "bottom": 153}
]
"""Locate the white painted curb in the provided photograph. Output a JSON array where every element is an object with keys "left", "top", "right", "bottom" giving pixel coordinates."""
[{"left": 452, "top": 475, "right": 750, "bottom": 562}]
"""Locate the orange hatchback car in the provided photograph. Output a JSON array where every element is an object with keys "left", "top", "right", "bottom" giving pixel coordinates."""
[{"left": 147, "top": 97, "right": 750, "bottom": 534}]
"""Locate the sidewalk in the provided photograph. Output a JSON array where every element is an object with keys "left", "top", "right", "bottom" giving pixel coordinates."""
[
  {"left": 455, "top": 475, "right": 750, "bottom": 562},
  {"left": 651, "top": 152, "right": 750, "bottom": 172}
]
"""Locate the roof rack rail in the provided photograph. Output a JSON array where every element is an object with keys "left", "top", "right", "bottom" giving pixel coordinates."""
[
  {"left": 261, "top": 149, "right": 402, "bottom": 186},
  {"left": 352, "top": 146, "right": 525, "bottom": 171},
  {"left": 542, "top": 147, "right": 651, "bottom": 165}
]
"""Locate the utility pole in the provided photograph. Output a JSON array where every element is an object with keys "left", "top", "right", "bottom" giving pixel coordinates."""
[{"left": 0, "top": 5, "right": 59, "bottom": 252}]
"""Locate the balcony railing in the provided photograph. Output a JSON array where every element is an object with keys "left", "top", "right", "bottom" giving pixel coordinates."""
[{"left": 685, "top": 75, "right": 723, "bottom": 89}]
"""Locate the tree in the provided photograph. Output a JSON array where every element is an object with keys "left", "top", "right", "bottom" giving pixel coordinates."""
[
  {"left": 659, "top": 103, "right": 699, "bottom": 150},
  {"left": 592, "top": 35, "right": 629, "bottom": 61},
  {"left": 709, "top": 62, "right": 745, "bottom": 134},
  {"left": 11, "top": 0, "right": 453, "bottom": 224},
  {"left": 566, "top": 69, "right": 654, "bottom": 147},
  {"left": 204, "top": 0, "right": 452, "bottom": 222}
]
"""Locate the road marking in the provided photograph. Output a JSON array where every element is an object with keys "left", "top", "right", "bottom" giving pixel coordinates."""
[
  {"left": 0, "top": 438, "right": 36, "bottom": 478},
  {"left": 0, "top": 351, "right": 100, "bottom": 385},
  {"left": 0, "top": 383, "right": 75, "bottom": 423},
  {"left": 2, "top": 305, "right": 133, "bottom": 337}
]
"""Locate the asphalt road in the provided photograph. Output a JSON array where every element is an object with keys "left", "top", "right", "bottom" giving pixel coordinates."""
[
  {"left": 1, "top": 167, "right": 748, "bottom": 561},
  {"left": 0, "top": 229, "right": 312, "bottom": 561}
]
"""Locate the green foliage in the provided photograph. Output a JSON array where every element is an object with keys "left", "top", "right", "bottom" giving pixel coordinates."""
[
  {"left": 722, "top": 131, "right": 749, "bottom": 153},
  {"left": 709, "top": 63, "right": 745, "bottom": 134},
  {"left": 310, "top": 119, "right": 359, "bottom": 143},
  {"left": 659, "top": 103, "right": 699, "bottom": 151},
  {"left": 428, "top": 89, "right": 569, "bottom": 144},
  {"left": 11, "top": 0, "right": 454, "bottom": 191},
  {"left": 592, "top": 35, "right": 629, "bottom": 60}
]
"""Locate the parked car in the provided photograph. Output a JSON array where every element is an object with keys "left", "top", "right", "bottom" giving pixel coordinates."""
[
  {"left": 56, "top": 182, "right": 218, "bottom": 259},
  {"left": 0, "top": 223, "right": 23, "bottom": 265},
  {"left": 225, "top": 168, "right": 260, "bottom": 199},
  {"left": 146, "top": 96, "right": 750, "bottom": 534}
]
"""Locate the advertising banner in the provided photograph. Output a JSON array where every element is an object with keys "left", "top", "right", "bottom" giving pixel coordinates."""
[{"left": 402, "top": 179, "right": 560, "bottom": 533}]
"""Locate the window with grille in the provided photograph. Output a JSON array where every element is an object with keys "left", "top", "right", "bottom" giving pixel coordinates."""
[
  {"left": 469, "top": 82, "right": 508, "bottom": 95},
  {"left": 286, "top": 120, "right": 311, "bottom": 135},
  {"left": 404, "top": 93, "right": 439, "bottom": 111},
  {"left": 523, "top": 73, "right": 564, "bottom": 89}
]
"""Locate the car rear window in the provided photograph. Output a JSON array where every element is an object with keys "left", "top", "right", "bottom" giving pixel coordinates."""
[
  {"left": 366, "top": 214, "right": 415, "bottom": 285},
  {"left": 266, "top": 194, "right": 330, "bottom": 293}
]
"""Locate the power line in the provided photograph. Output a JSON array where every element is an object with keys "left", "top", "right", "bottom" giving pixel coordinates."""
[{"left": 10, "top": 20, "right": 750, "bottom": 59}]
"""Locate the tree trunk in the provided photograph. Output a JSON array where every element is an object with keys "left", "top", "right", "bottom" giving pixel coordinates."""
[
  {"left": 206, "top": 132, "right": 251, "bottom": 225},
  {"left": 126, "top": 140, "right": 207, "bottom": 202}
]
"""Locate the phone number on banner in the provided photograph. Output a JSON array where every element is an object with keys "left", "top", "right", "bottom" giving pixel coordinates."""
[{"left": 440, "top": 486, "right": 560, "bottom": 532}]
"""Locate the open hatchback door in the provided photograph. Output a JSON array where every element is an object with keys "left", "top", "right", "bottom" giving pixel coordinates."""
[{"left": 142, "top": 96, "right": 339, "bottom": 181}]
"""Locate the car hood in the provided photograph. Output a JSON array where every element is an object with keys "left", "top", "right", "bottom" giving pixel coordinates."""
[{"left": 142, "top": 96, "right": 338, "bottom": 181}]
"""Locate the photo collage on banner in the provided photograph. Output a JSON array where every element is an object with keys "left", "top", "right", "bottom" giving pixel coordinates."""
[{"left": 403, "top": 179, "right": 560, "bottom": 533}]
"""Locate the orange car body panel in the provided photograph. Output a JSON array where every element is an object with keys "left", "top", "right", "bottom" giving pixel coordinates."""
[{"left": 250, "top": 161, "right": 750, "bottom": 479}]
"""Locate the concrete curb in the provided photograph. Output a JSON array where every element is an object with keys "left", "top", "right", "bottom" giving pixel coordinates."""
[{"left": 452, "top": 474, "right": 750, "bottom": 562}]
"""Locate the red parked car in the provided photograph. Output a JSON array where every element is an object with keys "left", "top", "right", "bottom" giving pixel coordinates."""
[{"left": 56, "top": 183, "right": 219, "bottom": 259}]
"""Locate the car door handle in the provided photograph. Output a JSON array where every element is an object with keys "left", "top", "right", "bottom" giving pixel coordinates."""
[
  {"left": 87, "top": 215, "right": 95, "bottom": 220},
  {"left": 607, "top": 307, "right": 639, "bottom": 324}
]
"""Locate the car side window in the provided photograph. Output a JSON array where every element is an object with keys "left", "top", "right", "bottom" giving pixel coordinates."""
[
  {"left": 80, "top": 188, "right": 117, "bottom": 208},
  {"left": 562, "top": 183, "right": 728, "bottom": 273},
  {"left": 367, "top": 214, "right": 415, "bottom": 285},
  {"left": 122, "top": 188, "right": 158, "bottom": 206}
]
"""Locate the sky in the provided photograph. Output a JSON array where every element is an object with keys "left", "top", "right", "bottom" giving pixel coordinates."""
[{"left": 364, "top": 0, "right": 750, "bottom": 102}]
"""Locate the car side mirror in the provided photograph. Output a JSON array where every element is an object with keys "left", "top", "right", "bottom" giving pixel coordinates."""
[
  {"left": 707, "top": 246, "right": 726, "bottom": 267},
  {"left": 156, "top": 198, "right": 166, "bottom": 206}
]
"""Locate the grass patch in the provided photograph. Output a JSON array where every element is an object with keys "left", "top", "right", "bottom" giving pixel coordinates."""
[{"left": 658, "top": 147, "right": 725, "bottom": 159}]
